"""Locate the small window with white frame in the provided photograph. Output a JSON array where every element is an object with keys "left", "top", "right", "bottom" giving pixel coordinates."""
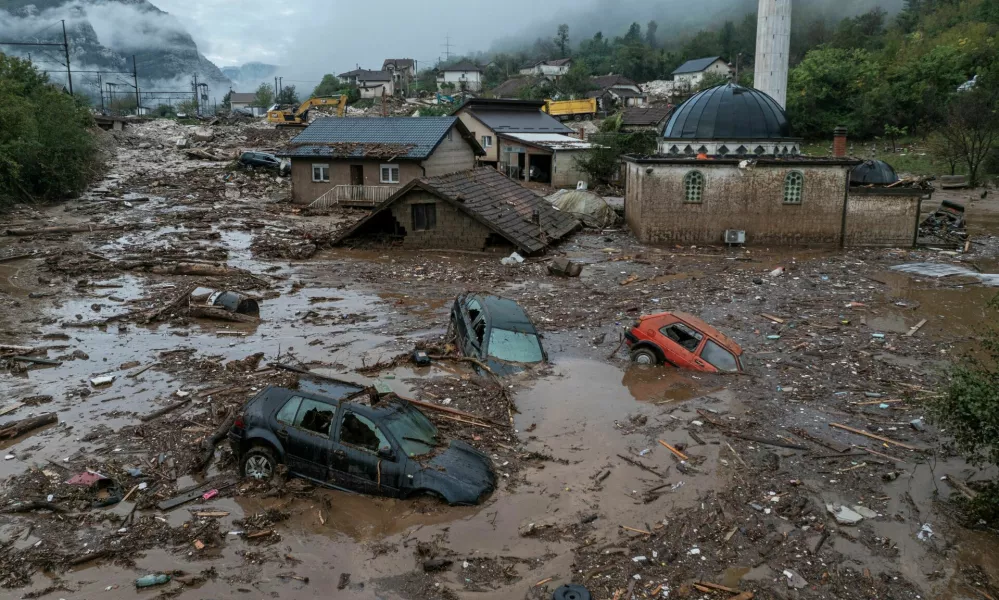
[
  {"left": 481, "top": 135, "right": 493, "bottom": 148},
  {"left": 683, "top": 171, "right": 704, "bottom": 204},
  {"left": 312, "top": 164, "right": 329, "bottom": 182},
  {"left": 380, "top": 164, "right": 400, "bottom": 184},
  {"left": 783, "top": 171, "right": 804, "bottom": 204}
]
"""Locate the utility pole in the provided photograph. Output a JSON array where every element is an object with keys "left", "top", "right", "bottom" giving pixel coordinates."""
[
  {"left": 274, "top": 76, "right": 278, "bottom": 98},
  {"left": 193, "top": 73, "right": 199, "bottom": 115},
  {"left": 97, "top": 72, "right": 103, "bottom": 111},
  {"left": 278, "top": 76, "right": 283, "bottom": 98},
  {"left": 443, "top": 34, "right": 452, "bottom": 62},
  {"left": 61, "top": 19, "right": 73, "bottom": 95},
  {"left": 735, "top": 52, "right": 742, "bottom": 83},
  {"left": 133, "top": 54, "right": 140, "bottom": 114}
]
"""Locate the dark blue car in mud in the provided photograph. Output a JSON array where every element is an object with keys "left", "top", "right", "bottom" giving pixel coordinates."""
[{"left": 228, "top": 386, "right": 496, "bottom": 505}]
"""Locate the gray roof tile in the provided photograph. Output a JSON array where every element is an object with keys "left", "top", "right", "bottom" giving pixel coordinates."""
[
  {"left": 281, "top": 117, "right": 458, "bottom": 160},
  {"left": 672, "top": 56, "right": 724, "bottom": 75}
]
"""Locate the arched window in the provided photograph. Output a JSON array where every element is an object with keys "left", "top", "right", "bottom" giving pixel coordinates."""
[
  {"left": 684, "top": 171, "right": 704, "bottom": 204},
  {"left": 783, "top": 171, "right": 804, "bottom": 204}
]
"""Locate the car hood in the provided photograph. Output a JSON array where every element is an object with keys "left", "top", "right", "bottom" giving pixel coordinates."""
[{"left": 416, "top": 441, "right": 495, "bottom": 504}]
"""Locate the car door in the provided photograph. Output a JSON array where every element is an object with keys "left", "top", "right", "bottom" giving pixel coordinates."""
[
  {"left": 274, "top": 396, "right": 336, "bottom": 481},
  {"left": 331, "top": 410, "right": 403, "bottom": 497},
  {"left": 657, "top": 322, "right": 705, "bottom": 369}
]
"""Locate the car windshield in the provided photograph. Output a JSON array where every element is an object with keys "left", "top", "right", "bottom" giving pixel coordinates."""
[
  {"left": 487, "top": 328, "right": 544, "bottom": 363},
  {"left": 382, "top": 405, "right": 439, "bottom": 457},
  {"left": 700, "top": 339, "right": 739, "bottom": 372}
]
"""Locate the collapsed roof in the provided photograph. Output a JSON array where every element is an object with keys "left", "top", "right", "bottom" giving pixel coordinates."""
[{"left": 334, "top": 167, "right": 579, "bottom": 253}]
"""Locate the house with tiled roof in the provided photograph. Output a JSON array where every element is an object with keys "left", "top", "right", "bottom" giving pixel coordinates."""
[
  {"left": 278, "top": 117, "right": 484, "bottom": 206},
  {"left": 333, "top": 167, "right": 578, "bottom": 253},
  {"left": 587, "top": 74, "right": 647, "bottom": 111},
  {"left": 382, "top": 59, "right": 416, "bottom": 96},
  {"left": 519, "top": 58, "right": 572, "bottom": 79}
]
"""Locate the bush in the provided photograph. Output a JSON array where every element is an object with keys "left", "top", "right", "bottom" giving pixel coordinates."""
[
  {"left": 575, "top": 132, "right": 657, "bottom": 185},
  {"left": 930, "top": 311, "right": 999, "bottom": 524},
  {"left": 0, "top": 54, "right": 105, "bottom": 207}
]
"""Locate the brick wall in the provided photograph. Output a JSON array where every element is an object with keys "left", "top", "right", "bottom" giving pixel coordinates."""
[
  {"left": 388, "top": 191, "right": 493, "bottom": 249},
  {"left": 844, "top": 188, "right": 923, "bottom": 247},
  {"left": 625, "top": 161, "right": 851, "bottom": 245}
]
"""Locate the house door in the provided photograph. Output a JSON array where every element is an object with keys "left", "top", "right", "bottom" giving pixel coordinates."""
[{"left": 350, "top": 165, "right": 364, "bottom": 185}]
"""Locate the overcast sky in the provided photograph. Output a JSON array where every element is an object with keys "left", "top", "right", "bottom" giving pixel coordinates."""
[{"left": 152, "top": 0, "right": 582, "bottom": 86}]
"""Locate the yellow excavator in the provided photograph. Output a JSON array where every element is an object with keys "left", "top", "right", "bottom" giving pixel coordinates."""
[{"left": 267, "top": 95, "right": 347, "bottom": 127}]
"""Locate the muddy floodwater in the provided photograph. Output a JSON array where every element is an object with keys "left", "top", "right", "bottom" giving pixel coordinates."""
[{"left": 2, "top": 120, "right": 999, "bottom": 600}]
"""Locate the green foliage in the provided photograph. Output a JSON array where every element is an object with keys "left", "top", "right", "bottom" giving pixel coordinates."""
[
  {"left": 937, "top": 79, "right": 999, "bottom": 186},
  {"left": 0, "top": 54, "right": 104, "bottom": 207},
  {"left": 884, "top": 124, "right": 908, "bottom": 151},
  {"left": 152, "top": 104, "right": 176, "bottom": 118},
  {"left": 555, "top": 24, "right": 570, "bottom": 57},
  {"left": 312, "top": 74, "right": 340, "bottom": 97},
  {"left": 696, "top": 72, "right": 731, "bottom": 92},
  {"left": 221, "top": 91, "right": 231, "bottom": 110},
  {"left": 574, "top": 132, "right": 657, "bottom": 184},
  {"left": 787, "top": 47, "right": 879, "bottom": 138},
  {"left": 415, "top": 104, "right": 452, "bottom": 117},
  {"left": 252, "top": 83, "right": 273, "bottom": 108},
  {"left": 177, "top": 99, "right": 198, "bottom": 115},
  {"left": 276, "top": 85, "right": 299, "bottom": 106},
  {"left": 556, "top": 60, "right": 597, "bottom": 98}
]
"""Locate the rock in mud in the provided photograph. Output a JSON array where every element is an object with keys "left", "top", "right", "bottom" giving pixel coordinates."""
[{"left": 827, "top": 503, "right": 865, "bottom": 525}]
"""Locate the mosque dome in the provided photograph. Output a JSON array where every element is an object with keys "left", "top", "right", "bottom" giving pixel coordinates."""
[
  {"left": 850, "top": 160, "right": 900, "bottom": 185},
  {"left": 662, "top": 83, "right": 790, "bottom": 140}
]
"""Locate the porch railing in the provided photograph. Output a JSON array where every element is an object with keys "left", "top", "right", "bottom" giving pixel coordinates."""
[{"left": 308, "top": 184, "right": 396, "bottom": 209}]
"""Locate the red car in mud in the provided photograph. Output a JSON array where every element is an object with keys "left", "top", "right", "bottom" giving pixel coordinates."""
[{"left": 624, "top": 311, "right": 744, "bottom": 373}]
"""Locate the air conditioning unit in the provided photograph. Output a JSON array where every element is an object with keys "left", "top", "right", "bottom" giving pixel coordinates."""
[{"left": 724, "top": 229, "right": 746, "bottom": 245}]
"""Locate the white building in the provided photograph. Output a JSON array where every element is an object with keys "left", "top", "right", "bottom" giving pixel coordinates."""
[
  {"left": 518, "top": 58, "right": 572, "bottom": 79},
  {"left": 437, "top": 62, "right": 483, "bottom": 92},
  {"left": 671, "top": 57, "right": 734, "bottom": 90}
]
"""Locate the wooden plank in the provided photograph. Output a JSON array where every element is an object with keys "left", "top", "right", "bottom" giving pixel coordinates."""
[
  {"left": 829, "top": 423, "right": 918, "bottom": 451},
  {"left": 694, "top": 581, "right": 741, "bottom": 593},
  {"left": 760, "top": 313, "right": 785, "bottom": 324},
  {"left": 157, "top": 477, "right": 236, "bottom": 511},
  {"left": 905, "top": 319, "right": 928, "bottom": 337},
  {"left": 657, "top": 439, "right": 689, "bottom": 461}
]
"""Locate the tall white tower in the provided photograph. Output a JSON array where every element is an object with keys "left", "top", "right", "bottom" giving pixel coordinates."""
[{"left": 754, "top": 0, "right": 792, "bottom": 109}]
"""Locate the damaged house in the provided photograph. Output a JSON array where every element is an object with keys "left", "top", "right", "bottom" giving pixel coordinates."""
[
  {"left": 624, "top": 84, "right": 927, "bottom": 247},
  {"left": 452, "top": 98, "right": 598, "bottom": 187},
  {"left": 333, "top": 167, "right": 578, "bottom": 253},
  {"left": 279, "top": 117, "right": 483, "bottom": 206}
]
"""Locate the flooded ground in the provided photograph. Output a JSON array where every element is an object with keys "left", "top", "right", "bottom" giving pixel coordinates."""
[{"left": 1, "top": 120, "right": 998, "bottom": 599}]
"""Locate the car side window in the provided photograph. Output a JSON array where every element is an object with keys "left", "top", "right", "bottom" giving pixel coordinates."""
[
  {"left": 660, "top": 323, "right": 703, "bottom": 352},
  {"left": 340, "top": 412, "right": 391, "bottom": 454},
  {"left": 466, "top": 298, "right": 482, "bottom": 323},
  {"left": 700, "top": 339, "right": 739, "bottom": 372},
  {"left": 275, "top": 396, "right": 302, "bottom": 425},
  {"left": 473, "top": 319, "right": 486, "bottom": 347},
  {"left": 292, "top": 398, "right": 336, "bottom": 437}
]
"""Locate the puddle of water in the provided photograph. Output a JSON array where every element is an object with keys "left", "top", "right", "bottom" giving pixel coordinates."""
[
  {"left": 876, "top": 270, "right": 996, "bottom": 337},
  {"left": 621, "top": 365, "right": 709, "bottom": 403}
]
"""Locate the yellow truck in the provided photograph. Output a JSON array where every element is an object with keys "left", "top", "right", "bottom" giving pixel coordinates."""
[
  {"left": 542, "top": 98, "right": 598, "bottom": 121},
  {"left": 267, "top": 95, "right": 347, "bottom": 127}
]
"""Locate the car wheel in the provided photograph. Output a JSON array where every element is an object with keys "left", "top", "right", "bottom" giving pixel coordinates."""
[
  {"left": 630, "top": 347, "right": 659, "bottom": 365},
  {"left": 242, "top": 446, "right": 277, "bottom": 480}
]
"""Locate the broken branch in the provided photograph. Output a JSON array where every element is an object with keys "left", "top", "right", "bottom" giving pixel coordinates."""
[{"left": 828, "top": 423, "right": 919, "bottom": 451}]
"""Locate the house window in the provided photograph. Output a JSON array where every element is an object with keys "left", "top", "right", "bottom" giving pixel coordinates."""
[
  {"left": 380, "top": 164, "right": 400, "bottom": 184},
  {"left": 683, "top": 171, "right": 704, "bottom": 204},
  {"left": 481, "top": 135, "right": 493, "bottom": 148},
  {"left": 312, "top": 164, "right": 329, "bottom": 182},
  {"left": 412, "top": 203, "right": 437, "bottom": 231},
  {"left": 783, "top": 171, "right": 804, "bottom": 204}
]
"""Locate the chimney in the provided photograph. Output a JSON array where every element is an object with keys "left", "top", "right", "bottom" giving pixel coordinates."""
[
  {"left": 833, "top": 127, "right": 848, "bottom": 158},
  {"left": 578, "top": 126, "right": 585, "bottom": 141}
]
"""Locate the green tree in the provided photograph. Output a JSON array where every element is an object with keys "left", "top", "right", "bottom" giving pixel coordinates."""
[
  {"left": 312, "top": 74, "right": 340, "bottom": 97},
  {"left": 554, "top": 24, "right": 570, "bottom": 57},
  {"left": 646, "top": 21, "right": 659, "bottom": 49},
  {"left": 786, "top": 47, "right": 879, "bottom": 138},
  {"left": 938, "top": 82, "right": 999, "bottom": 186},
  {"left": 0, "top": 54, "right": 105, "bottom": 206},
  {"left": 152, "top": 104, "right": 176, "bottom": 118},
  {"left": 252, "top": 82, "right": 274, "bottom": 108},
  {"left": 221, "top": 90, "right": 231, "bottom": 110},
  {"left": 556, "top": 60, "right": 597, "bottom": 98},
  {"left": 719, "top": 21, "right": 736, "bottom": 59},
  {"left": 696, "top": 72, "right": 731, "bottom": 91},
  {"left": 177, "top": 99, "right": 198, "bottom": 115},
  {"left": 276, "top": 84, "right": 299, "bottom": 105}
]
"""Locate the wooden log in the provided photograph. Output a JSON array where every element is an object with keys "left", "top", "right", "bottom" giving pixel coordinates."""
[
  {"left": 0, "top": 413, "right": 57, "bottom": 440},
  {"left": 657, "top": 439, "right": 689, "bottom": 461},
  {"left": 3, "top": 224, "right": 125, "bottom": 236},
  {"left": 723, "top": 432, "right": 809, "bottom": 450},
  {"left": 905, "top": 319, "right": 928, "bottom": 337},
  {"left": 68, "top": 550, "right": 108, "bottom": 566},
  {"left": 188, "top": 306, "right": 260, "bottom": 324},
  {"left": 10, "top": 356, "right": 62, "bottom": 366},
  {"left": 616, "top": 453, "right": 667, "bottom": 478},
  {"left": 139, "top": 398, "right": 192, "bottom": 422},
  {"left": 149, "top": 263, "right": 237, "bottom": 277},
  {"left": 142, "top": 284, "right": 197, "bottom": 324},
  {"left": 192, "top": 409, "right": 236, "bottom": 472},
  {"left": 2, "top": 500, "right": 67, "bottom": 513},
  {"left": 829, "top": 422, "right": 919, "bottom": 451}
]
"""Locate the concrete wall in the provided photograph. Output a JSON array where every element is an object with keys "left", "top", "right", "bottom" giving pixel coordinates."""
[
  {"left": 358, "top": 80, "right": 395, "bottom": 99},
  {"left": 553, "top": 149, "right": 591, "bottom": 188},
  {"left": 624, "top": 161, "right": 850, "bottom": 245},
  {"left": 457, "top": 112, "right": 498, "bottom": 163},
  {"left": 289, "top": 159, "right": 422, "bottom": 204},
  {"left": 438, "top": 71, "right": 482, "bottom": 92},
  {"left": 422, "top": 126, "right": 477, "bottom": 176},
  {"left": 388, "top": 190, "right": 493, "bottom": 249},
  {"left": 844, "top": 188, "right": 923, "bottom": 247}
]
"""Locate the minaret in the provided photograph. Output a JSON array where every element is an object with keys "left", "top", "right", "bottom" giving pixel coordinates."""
[{"left": 754, "top": 0, "right": 791, "bottom": 109}]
